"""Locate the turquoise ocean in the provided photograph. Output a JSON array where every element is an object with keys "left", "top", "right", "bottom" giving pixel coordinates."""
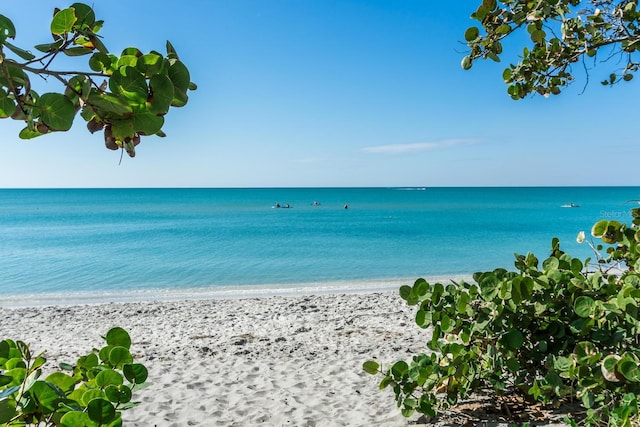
[{"left": 1, "top": 187, "right": 639, "bottom": 306}]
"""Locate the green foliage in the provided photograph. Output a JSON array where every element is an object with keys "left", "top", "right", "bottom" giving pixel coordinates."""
[
  {"left": 0, "top": 4, "right": 196, "bottom": 157},
  {"left": 463, "top": 1, "right": 640, "bottom": 99},
  {"left": 366, "top": 207, "right": 640, "bottom": 426},
  {"left": 0, "top": 327, "right": 148, "bottom": 426}
]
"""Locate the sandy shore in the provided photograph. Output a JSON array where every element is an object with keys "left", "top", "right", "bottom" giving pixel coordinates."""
[{"left": 2, "top": 291, "right": 572, "bottom": 426}]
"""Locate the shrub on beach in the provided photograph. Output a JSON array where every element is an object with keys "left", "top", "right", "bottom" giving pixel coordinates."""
[
  {"left": 0, "top": 327, "right": 148, "bottom": 426},
  {"left": 365, "top": 207, "right": 640, "bottom": 426}
]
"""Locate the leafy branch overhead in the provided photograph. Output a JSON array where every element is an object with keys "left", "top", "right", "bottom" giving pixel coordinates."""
[
  {"left": 462, "top": 0, "right": 640, "bottom": 99},
  {"left": 0, "top": 3, "right": 196, "bottom": 157}
]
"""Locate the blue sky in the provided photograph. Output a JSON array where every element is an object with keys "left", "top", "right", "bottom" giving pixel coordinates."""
[{"left": 1, "top": 1, "right": 638, "bottom": 188}]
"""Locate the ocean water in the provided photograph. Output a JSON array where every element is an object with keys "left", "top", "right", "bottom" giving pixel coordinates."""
[{"left": 0, "top": 187, "right": 638, "bottom": 306}]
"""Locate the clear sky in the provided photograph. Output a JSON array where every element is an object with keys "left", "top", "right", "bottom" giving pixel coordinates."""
[{"left": 1, "top": 1, "right": 638, "bottom": 188}]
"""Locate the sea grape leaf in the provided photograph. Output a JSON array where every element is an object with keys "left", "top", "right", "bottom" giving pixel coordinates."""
[
  {"left": 109, "top": 66, "right": 148, "bottom": 104},
  {"left": 574, "top": 296, "right": 595, "bottom": 318},
  {"left": 37, "top": 93, "right": 76, "bottom": 131},
  {"left": 0, "top": 90, "right": 16, "bottom": 118},
  {"left": 0, "top": 14, "right": 16, "bottom": 44},
  {"left": 123, "top": 363, "right": 148, "bottom": 384},
  {"left": 136, "top": 53, "right": 165, "bottom": 77},
  {"left": 363, "top": 360, "right": 380, "bottom": 375},
  {"left": 60, "top": 411, "right": 95, "bottom": 427},
  {"left": 132, "top": 110, "right": 164, "bottom": 135},
  {"left": 51, "top": 8, "right": 77, "bottom": 35},
  {"left": 70, "top": 3, "right": 95, "bottom": 29},
  {"left": 108, "top": 347, "right": 133, "bottom": 369},
  {"left": 29, "top": 381, "right": 62, "bottom": 412},
  {"left": 95, "top": 369, "right": 124, "bottom": 388},
  {"left": 4, "top": 41, "right": 35, "bottom": 60},
  {"left": 87, "top": 398, "right": 116, "bottom": 424}
]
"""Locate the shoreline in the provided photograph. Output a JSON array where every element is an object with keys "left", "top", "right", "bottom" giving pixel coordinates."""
[{"left": 0, "top": 275, "right": 473, "bottom": 308}]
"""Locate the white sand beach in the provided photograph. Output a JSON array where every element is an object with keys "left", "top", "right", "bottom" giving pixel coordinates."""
[{"left": 2, "top": 291, "right": 572, "bottom": 426}]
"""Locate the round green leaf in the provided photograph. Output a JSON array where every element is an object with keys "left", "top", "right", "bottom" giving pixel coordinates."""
[
  {"left": 108, "top": 346, "right": 133, "bottom": 369},
  {"left": 0, "top": 90, "right": 16, "bottom": 119},
  {"left": 29, "top": 381, "right": 61, "bottom": 412},
  {"left": 0, "top": 14, "right": 16, "bottom": 43},
  {"left": 497, "top": 24, "right": 510, "bottom": 35},
  {"left": 95, "top": 369, "right": 124, "bottom": 388},
  {"left": 414, "top": 279, "right": 429, "bottom": 297},
  {"left": 37, "top": 93, "right": 75, "bottom": 131},
  {"left": 45, "top": 372, "right": 76, "bottom": 394},
  {"left": 0, "top": 397, "right": 17, "bottom": 423},
  {"left": 506, "top": 358, "right": 520, "bottom": 372},
  {"left": 109, "top": 66, "right": 148, "bottom": 104},
  {"left": 461, "top": 56, "right": 472, "bottom": 70},
  {"left": 391, "top": 361, "right": 409, "bottom": 379},
  {"left": 464, "top": 26, "right": 480, "bottom": 41},
  {"left": 502, "top": 329, "right": 524, "bottom": 350},
  {"left": 399, "top": 285, "right": 412, "bottom": 301},
  {"left": 440, "top": 313, "right": 453, "bottom": 332},
  {"left": 591, "top": 220, "right": 608, "bottom": 238},
  {"left": 168, "top": 60, "right": 191, "bottom": 92},
  {"left": 574, "top": 296, "right": 595, "bottom": 318},
  {"left": 618, "top": 357, "right": 640, "bottom": 382},
  {"left": 77, "top": 353, "right": 99, "bottom": 370},
  {"left": 87, "top": 398, "right": 116, "bottom": 424},
  {"left": 542, "top": 257, "right": 559, "bottom": 272},
  {"left": 51, "top": 8, "right": 77, "bottom": 35},
  {"left": 104, "top": 384, "right": 132, "bottom": 404},
  {"left": 81, "top": 389, "right": 106, "bottom": 406},
  {"left": 60, "top": 411, "right": 95, "bottom": 427},
  {"left": 70, "top": 3, "right": 95, "bottom": 29},
  {"left": 137, "top": 53, "right": 165, "bottom": 77},
  {"left": 601, "top": 354, "right": 621, "bottom": 382},
  {"left": 123, "top": 363, "right": 148, "bottom": 384},
  {"left": 363, "top": 360, "right": 380, "bottom": 375},
  {"left": 105, "top": 327, "right": 132, "bottom": 349},
  {"left": 133, "top": 111, "right": 164, "bottom": 135}
]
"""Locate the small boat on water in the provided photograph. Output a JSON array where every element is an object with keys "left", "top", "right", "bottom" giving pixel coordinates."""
[{"left": 561, "top": 203, "right": 580, "bottom": 208}]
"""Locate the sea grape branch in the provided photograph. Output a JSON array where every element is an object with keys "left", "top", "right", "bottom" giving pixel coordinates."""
[
  {"left": 0, "top": 2, "right": 196, "bottom": 157},
  {"left": 462, "top": 0, "right": 640, "bottom": 99}
]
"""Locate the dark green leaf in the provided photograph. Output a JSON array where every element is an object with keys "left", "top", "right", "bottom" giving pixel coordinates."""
[
  {"left": 4, "top": 41, "right": 35, "bottom": 60},
  {"left": 38, "top": 93, "right": 76, "bottom": 131},
  {"left": 104, "top": 384, "right": 132, "bottom": 404},
  {"left": 123, "top": 363, "right": 148, "bottom": 384},
  {"left": 29, "top": 380, "right": 62, "bottom": 412},
  {"left": 0, "top": 14, "right": 16, "bottom": 44},
  {"left": 133, "top": 110, "right": 164, "bottom": 135},
  {"left": 168, "top": 60, "right": 191, "bottom": 92},
  {"left": 63, "top": 47, "right": 94, "bottom": 56},
  {"left": 70, "top": 3, "right": 95, "bottom": 29},
  {"left": 465, "top": 26, "right": 480, "bottom": 41},
  {"left": 501, "top": 329, "right": 524, "bottom": 350},
  {"left": 148, "top": 74, "right": 174, "bottom": 115},
  {"left": 87, "top": 398, "right": 116, "bottom": 424},
  {"left": 0, "top": 90, "right": 16, "bottom": 118}
]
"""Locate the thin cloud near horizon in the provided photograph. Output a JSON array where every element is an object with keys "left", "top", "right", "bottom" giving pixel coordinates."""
[{"left": 362, "top": 138, "right": 479, "bottom": 154}]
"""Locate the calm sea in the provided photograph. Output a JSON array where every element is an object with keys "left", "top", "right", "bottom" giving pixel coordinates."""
[{"left": 1, "top": 187, "right": 638, "bottom": 306}]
